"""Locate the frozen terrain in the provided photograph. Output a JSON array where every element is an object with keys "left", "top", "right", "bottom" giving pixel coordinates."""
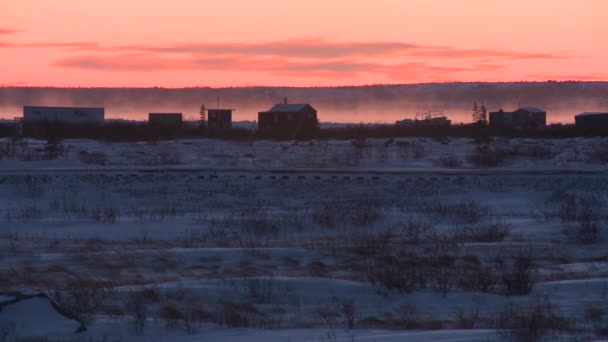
[{"left": 0, "top": 137, "right": 607, "bottom": 341}]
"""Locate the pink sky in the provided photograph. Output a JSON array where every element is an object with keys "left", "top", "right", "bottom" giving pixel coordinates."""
[{"left": 1, "top": 0, "right": 607, "bottom": 87}]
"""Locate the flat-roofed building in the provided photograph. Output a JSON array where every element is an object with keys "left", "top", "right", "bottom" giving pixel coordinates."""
[{"left": 23, "top": 106, "right": 104, "bottom": 125}]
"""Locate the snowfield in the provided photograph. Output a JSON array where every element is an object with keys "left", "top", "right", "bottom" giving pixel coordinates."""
[{"left": 0, "top": 137, "right": 607, "bottom": 341}]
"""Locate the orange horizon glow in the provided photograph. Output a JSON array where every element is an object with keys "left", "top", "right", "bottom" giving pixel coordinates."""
[{"left": 1, "top": 0, "right": 607, "bottom": 87}]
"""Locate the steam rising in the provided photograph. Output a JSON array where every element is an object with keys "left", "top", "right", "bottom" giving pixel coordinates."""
[{"left": 1, "top": 82, "right": 607, "bottom": 124}]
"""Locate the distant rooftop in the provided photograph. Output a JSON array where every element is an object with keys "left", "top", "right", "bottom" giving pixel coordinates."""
[
  {"left": 519, "top": 107, "right": 545, "bottom": 113},
  {"left": 24, "top": 105, "right": 104, "bottom": 110},
  {"left": 575, "top": 112, "right": 608, "bottom": 117},
  {"left": 268, "top": 104, "right": 311, "bottom": 112}
]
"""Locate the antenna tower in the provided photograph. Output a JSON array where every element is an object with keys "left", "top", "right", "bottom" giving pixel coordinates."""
[{"left": 199, "top": 104, "right": 206, "bottom": 128}]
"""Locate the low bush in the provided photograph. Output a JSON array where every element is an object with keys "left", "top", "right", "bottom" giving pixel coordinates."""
[
  {"left": 366, "top": 256, "right": 425, "bottom": 294},
  {"left": 215, "top": 301, "right": 265, "bottom": 328},
  {"left": 552, "top": 191, "right": 604, "bottom": 244},
  {"left": 126, "top": 291, "right": 148, "bottom": 334},
  {"left": 244, "top": 278, "right": 274, "bottom": 304},
  {"left": 423, "top": 200, "right": 489, "bottom": 225},
  {"left": 500, "top": 257, "right": 536, "bottom": 296},
  {"left": 312, "top": 199, "right": 384, "bottom": 228},
  {"left": 159, "top": 303, "right": 184, "bottom": 329},
  {"left": 469, "top": 143, "right": 512, "bottom": 168},
  {"left": 451, "top": 219, "right": 511, "bottom": 243},
  {"left": 438, "top": 155, "right": 463, "bottom": 168},
  {"left": 396, "top": 219, "right": 435, "bottom": 244},
  {"left": 348, "top": 229, "right": 392, "bottom": 256},
  {"left": 497, "top": 299, "right": 572, "bottom": 342},
  {"left": 459, "top": 264, "right": 497, "bottom": 293}
]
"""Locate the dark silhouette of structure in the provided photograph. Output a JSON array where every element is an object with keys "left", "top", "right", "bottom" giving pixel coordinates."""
[
  {"left": 575, "top": 112, "right": 608, "bottom": 130},
  {"left": 22, "top": 105, "right": 105, "bottom": 137},
  {"left": 396, "top": 111, "right": 451, "bottom": 127},
  {"left": 207, "top": 109, "right": 233, "bottom": 129},
  {"left": 148, "top": 113, "right": 183, "bottom": 127},
  {"left": 489, "top": 107, "right": 546, "bottom": 129},
  {"left": 23, "top": 106, "right": 104, "bottom": 125},
  {"left": 258, "top": 98, "right": 318, "bottom": 138}
]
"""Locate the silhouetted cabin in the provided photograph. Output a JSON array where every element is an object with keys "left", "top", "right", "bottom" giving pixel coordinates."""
[
  {"left": 575, "top": 112, "right": 608, "bottom": 131},
  {"left": 148, "top": 113, "right": 183, "bottom": 127},
  {"left": 258, "top": 103, "right": 319, "bottom": 138},
  {"left": 489, "top": 107, "right": 546, "bottom": 129},
  {"left": 207, "top": 109, "right": 233, "bottom": 129}
]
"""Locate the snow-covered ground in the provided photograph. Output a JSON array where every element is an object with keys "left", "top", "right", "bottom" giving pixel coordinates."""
[
  {"left": 0, "top": 136, "right": 607, "bottom": 171},
  {"left": 0, "top": 138, "right": 607, "bottom": 341}
]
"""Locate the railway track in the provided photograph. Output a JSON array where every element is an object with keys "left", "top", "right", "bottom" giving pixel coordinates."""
[{"left": 0, "top": 167, "right": 606, "bottom": 177}]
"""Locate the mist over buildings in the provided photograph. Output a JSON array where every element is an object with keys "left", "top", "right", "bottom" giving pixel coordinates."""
[{"left": 1, "top": 81, "right": 607, "bottom": 124}]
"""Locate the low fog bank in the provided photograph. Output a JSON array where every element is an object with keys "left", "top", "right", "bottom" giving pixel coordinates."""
[{"left": 1, "top": 82, "right": 607, "bottom": 124}]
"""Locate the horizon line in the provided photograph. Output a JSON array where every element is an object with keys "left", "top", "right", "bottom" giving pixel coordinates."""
[{"left": 2, "top": 80, "right": 608, "bottom": 90}]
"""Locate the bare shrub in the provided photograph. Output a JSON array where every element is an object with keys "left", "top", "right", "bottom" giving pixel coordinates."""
[
  {"left": 126, "top": 291, "right": 148, "bottom": 334},
  {"left": 366, "top": 256, "right": 426, "bottom": 294},
  {"left": 143, "top": 150, "right": 181, "bottom": 166},
  {"left": 423, "top": 200, "right": 489, "bottom": 225},
  {"left": 452, "top": 219, "right": 511, "bottom": 243},
  {"left": 348, "top": 229, "right": 392, "bottom": 256},
  {"left": 511, "top": 143, "right": 556, "bottom": 160},
  {"left": 350, "top": 198, "right": 384, "bottom": 226},
  {"left": 77, "top": 151, "right": 107, "bottom": 165},
  {"left": 497, "top": 299, "right": 571, "bottom": 342},
  {"left": 391, "top": 303, "right": 443, "bottom": 330},
  {"left": 91, "top": 207, "right": 119, "bottom": 223},
  {"left": 159, "top": 303, "right": 184, "bottom": 329},
  {"left": 469, "top": 143, "right": 512, "bottom": 168},
  {"left": 553, "top": 191, "right": 604, "bottom": 244},
  {"left": 51, "top": 277, "right": 115, "bottom": 323},
  {"left": 429, "top": 263, "right": 455, "bottom": 297},
  {"left": 244, "top": 278, "right": 274, "bottom": 304},
  {"left": 459, "top": 264, "right": 497, "bottom": 293},
  {"left": 215, "top": 301, "right": 264, "bottom": 328},
  {"left": 454, "top": 306, "right": 481, "bottom": 329},
  {"left": 314, "top": 303, "right": 340, "bottom": 329},
  {"left": 572, "top": 207, "right": 603, "bottom": 244},
  {"left": 231, "top": 206, "right": 280, "bottom": 237},
  {"left": 5, "top": 205, "right": 45, "bottom": 222},
  {"left": 340, "top": 299, "right": 356, "bottom": 330},
  {"left": 0, "top": 324, "right": 15, "bottom": 341},
  {"left": 43, "top": 140, "right": 64, "bottom": 159},
  {"left": 312, "top": 203, "right": 337, "bottom": 228},
  {"left": 583, "top": 303, "right": 606, "bottom": 326},
  {"left": 589, "top": 143, "right": 608, "bottom": 164},
  {"left": 396, "top": 219, "right": 435, "bottom": 244},
  {"left": 438, "top": 155, "right": 463, "bottom": 168},
  {"left": 500, "top": 257, "right": 536, "bottom": 296},
  {"left": 312, "top": 199, "right": 384, "bottom": 228}
]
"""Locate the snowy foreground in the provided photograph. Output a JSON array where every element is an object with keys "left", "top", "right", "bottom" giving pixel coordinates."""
[{"left": 0, "top": 137, "right": 607, "bottom": 341}]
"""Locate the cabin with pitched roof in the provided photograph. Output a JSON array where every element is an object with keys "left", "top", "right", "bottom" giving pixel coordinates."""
[{"left": 258, "top": 99, "right": 318, "bottom": 137}]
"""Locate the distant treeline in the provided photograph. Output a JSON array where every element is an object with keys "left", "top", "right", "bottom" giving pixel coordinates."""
[{"left": 2, "top": 121, "right": 607, "bottom": 142}]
